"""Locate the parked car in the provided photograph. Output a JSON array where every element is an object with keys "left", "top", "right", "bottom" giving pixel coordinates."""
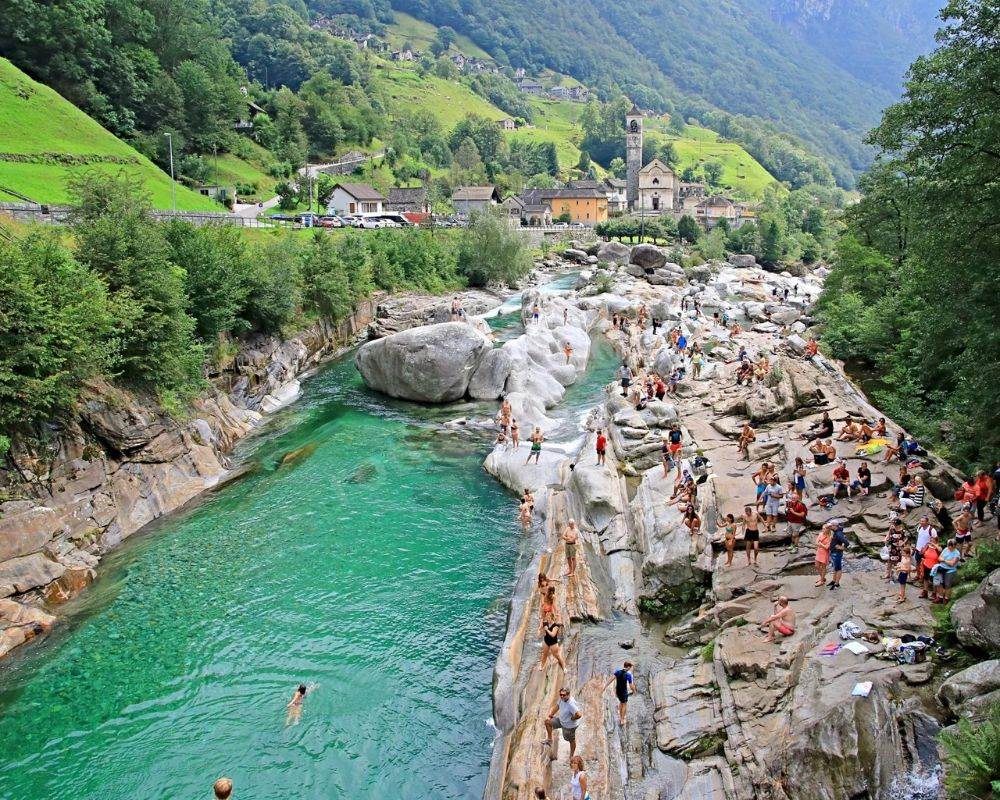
[
  {"left": 359, "top": 217, "right": 384, "bottom": 229},
  {"left": 318, "top": 216, "right": 344, "bottom": 228}
]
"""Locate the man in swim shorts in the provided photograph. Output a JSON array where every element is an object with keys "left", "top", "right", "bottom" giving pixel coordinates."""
[
  {"left": 761, "top": 596, "right": 796, "bottom": 642},
  {"left": 605, "top": 661, "right": 634, "bottom": 726}
]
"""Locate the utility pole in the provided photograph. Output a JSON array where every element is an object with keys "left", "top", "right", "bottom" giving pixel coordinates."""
[{"left": 165, "top": 132, "right": 176, "bottom": 212}]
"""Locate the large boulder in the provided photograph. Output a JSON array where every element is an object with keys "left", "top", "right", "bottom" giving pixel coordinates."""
[
  {"left": 468, "top": 348, "right": 514, "bottom": 400},
  {"left": 951, "top": 568, "right": 1000, "bottom": 654},
  {"left": 563, "top": 248, "right": 589, "bottom": 264},
  {"left": 596, "top": 240, "right": 631, "bottom": 264},
  {"left": 355, "top": 322, "right": 491, "bottom": 403},
  {"left": 630, "top": 243, "right": 667, "bottom": 270},
  {"left": 728, "top": 253, "right": 757, "bottom": 268},
  {"left": 623, "top": 263, "right": 646, "bottom": 278},
  {"left": 937, "top": 659, "right": 1000, "bottom": 721}
]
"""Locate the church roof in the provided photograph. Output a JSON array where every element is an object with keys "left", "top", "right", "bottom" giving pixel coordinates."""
[
  {"left": 639, "top": 158, "right": 677, "bottom": 175},
  {"left": 627, "top": 102, "right": 641, "bottom": 116}
]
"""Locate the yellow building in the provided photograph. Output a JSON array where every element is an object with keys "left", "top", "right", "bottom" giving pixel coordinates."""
[{"left": 546, "top": 187, "right": 608, "bottom": 226}]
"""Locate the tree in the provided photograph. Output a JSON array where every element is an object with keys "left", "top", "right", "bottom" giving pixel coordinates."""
[
  {"left": 576, "top": 150, "right": 591, "bottom": 171},
  {"left": 657, "top": 142, "right": 679, "bottom": 168},
  {"left": 431, "top": 25, "right": 457, "bottom": 56},
  {"left": 457, "top": 209, "right": 532, "bottom": 287},
  {"left": 68, "top": 172, "right": 202, "bottom": 393},
  {"left": 678, "top": 215, "right": 700, "bottom": 243},
  {"left": 703, "top": 160, "right": 724, "bottom": 186},
  {"left": 0, "top": 231, "right": 117, "bottom": 428},
  {"left": 608, "top": 157, "right": 626, "bottom": 179},
  {"left": 761, "top": 220, "right": 782, "bottom": 265}
]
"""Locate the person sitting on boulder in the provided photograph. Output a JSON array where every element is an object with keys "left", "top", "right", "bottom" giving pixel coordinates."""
[
  {"left": 810, "top": 439, "right": 836, "bottom": 466},
  {"left": 802, "top": 411, "right": 834, "bottom": 442},
  {"left": 874, "top": 417, "right": 888, "bottom": 438},
  {"left": 833, "top": 459, "right": 854, "bottom": 497},
  {"left": 836, "top": 419, "right": 862, "bottom": 442},
  {"left": 883, "top": 431, "right": 906, "bottom": 463},
  {"left": 753, "top": 355, "right": 770, "bottom": 382},
  {"left": 804, "top": 338, "right": 819, "bottom": 358},
  {"left": 850, "top": 462, "right": 872, "bottom": 498},
  {"left": 735, "top": 361, "right": 753, "bottom": 386},
  {"left": 737, "top": 422, "right": 756, "bottom": 460},
  {"left": 761, "top": 596, "right": 796, "bottom": 643},
  {"left": 892, "top": 475, "right": 926, "bottom": 511}
]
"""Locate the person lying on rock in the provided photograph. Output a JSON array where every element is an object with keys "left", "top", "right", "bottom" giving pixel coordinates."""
[{"left": 761, "top": 596, "right": 796, "bottom": 643}]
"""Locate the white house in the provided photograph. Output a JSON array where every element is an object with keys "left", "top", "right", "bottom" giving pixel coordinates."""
[{"left": 326, "top": 183, "right": 385, "bottom": 216}]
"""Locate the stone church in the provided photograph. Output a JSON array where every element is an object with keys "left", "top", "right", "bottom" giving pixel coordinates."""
[{"left": 625, "top": 105, "right": 683, "bottom": 214}]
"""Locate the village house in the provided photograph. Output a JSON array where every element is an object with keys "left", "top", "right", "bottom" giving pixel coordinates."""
[
  {"left": 385, "top": 187, "right": 430, "bottom": 215},
  {"left": 391, "top": 46, "right": 418, "bottom": 62},
  {"left": 514, "top": 186, "right": 607, "bottom": 226},
  {"left": 514, "top": 68, "right": 526, "bottom": 80},
  {"left": 693, "top": 195, "right": 754, "bottom": 229},
  {"left": 548, "top": 86, "right": 571, "bottom": 101},
  {"left": 497, "top": 117, "right": 516, "bottom": 131},
  {"left": 518, "top": 78, "right": 544, "bottom": 96},
  {"left": 451, "top": 185, "right": 501, "bottom": 216},
  {"left": 503, "top": 194, "right": 552, "bottom": 226},
  {"left": 234, "top": 90, "right": 264, "bottom": 131},
  {"left": 637, "top": 158, "right": 681, "bottom": 213},
  {"left": 604, "top": 177, "right": 628, "bottom": 213},
  {"left": 326, "top": 183, "right": 385, "bottom": 216}
]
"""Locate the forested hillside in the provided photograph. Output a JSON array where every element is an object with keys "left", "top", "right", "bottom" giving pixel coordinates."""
[{"left": 390, "top": 0, "right": 941, "bottom": 186}]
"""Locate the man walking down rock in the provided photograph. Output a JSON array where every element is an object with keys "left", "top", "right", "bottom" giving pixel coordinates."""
[{"left": 543, "top": 687, "right": 582, "bottom": 761}]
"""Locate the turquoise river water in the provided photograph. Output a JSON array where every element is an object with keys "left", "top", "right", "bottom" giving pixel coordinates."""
[{"left": 0, "top": 304, "right": 619, "bottom": 800}]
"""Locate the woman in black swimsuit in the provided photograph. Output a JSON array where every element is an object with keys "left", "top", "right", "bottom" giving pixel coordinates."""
[{"left": 539, "top": 615, "right": 566, "bottom": 672}]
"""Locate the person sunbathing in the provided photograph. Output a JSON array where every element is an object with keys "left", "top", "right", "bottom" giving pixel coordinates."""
[
  {"left": 836, "top": 419, "right": 863, "bottom": 442},
  {"left": 804, "top": 338, "right": 818, "bottom": 358}
]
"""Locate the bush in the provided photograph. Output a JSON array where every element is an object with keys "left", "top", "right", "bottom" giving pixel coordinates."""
[
  {"left": 940, "top": 701, "right": 1000, "bottom": 800},
  {"left": 457, "top": 210, "right": 531, "bottom": 287}
]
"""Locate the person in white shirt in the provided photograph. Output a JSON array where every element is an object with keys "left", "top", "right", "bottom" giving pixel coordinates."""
[{"left": 543, "top": 687, "right": 582, "bottom": 760}]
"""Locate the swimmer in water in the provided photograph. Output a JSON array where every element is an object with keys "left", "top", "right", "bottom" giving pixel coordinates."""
[{"left": 285, "top": 683, "right": 310, "bottom": 726}]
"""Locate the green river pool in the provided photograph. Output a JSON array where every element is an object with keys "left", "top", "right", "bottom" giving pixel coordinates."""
[{"left": 0, "top": 300, "right": 619, "bottom": 800}]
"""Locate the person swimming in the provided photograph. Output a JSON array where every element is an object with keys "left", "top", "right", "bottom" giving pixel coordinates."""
[{"left": 285, "top": 683, "right": 311, "bottom": 726}]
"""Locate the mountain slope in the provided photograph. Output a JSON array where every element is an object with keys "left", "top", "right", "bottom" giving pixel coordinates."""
[
  {"left": 390, "top": 0, "right": 941, "bottom": 185},
  {"left": 0, "top": 58, "right": 218, "bottom": 210}
]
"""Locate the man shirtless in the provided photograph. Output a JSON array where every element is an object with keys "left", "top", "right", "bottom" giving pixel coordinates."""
[
  {"left": 562, "top": 519, "right": 580, "bottom": 577},
  {"left": 742, "top": 505, "right": 763, "bottom": 565},
  {"left": 836, "top": 419, "right": 862, "bottom": 442},
  {"left": 738, "top": 422, "right": 756, "bottom": 460},
  {"left": 761, "top": 596, "right": 796, "bottom": 642}
]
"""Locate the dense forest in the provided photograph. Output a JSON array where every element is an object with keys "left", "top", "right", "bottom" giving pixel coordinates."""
[
  {"left": 816, "top": 0, "right": 999, "bottom": 472},
  {"left": 389, "top": 0, "right": 939, "bottom": 186}
]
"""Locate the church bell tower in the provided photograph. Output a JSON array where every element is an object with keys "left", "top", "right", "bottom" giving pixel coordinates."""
[{"left": 625, "top": 104, "right": 643, "bottom": 211}]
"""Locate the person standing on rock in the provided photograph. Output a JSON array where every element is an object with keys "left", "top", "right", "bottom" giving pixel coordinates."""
[
  {"left": 742, "top": 505, "right": 762, "bottom": 565},
  {"left": 896, "top": 544, "right": 915, "bottom": 603},
  {"left": 450, "top": 296, "right": 463, "bottom": 321},
  {"left": 544, "top": 688, "right": 582, "bottom": 761},
  {"left": 761, "top": 596, "right": 796, "bottom": 643},
  {"left": 539, "top": 614, "right": 566, "bottom": 672},
  {"left": 596, "top": 429, "right": 607, "bottom": 466},
  {"left": 214, "top": 778, "right": 233, "bottom": 799},
  {"left": 619, "top": 362, "right": 632, "bottom": 396},
  {"left": 526, "top": 427, "right": 544, "bottom": 465},
  {"left": 564, "top": 342, "right": 573, "bottom": 364},
  {"left": 532, "top": 302, "right": 541, "bottom": 325},
  {"left": 570, "top": 755, "right": 590, "bottom": 800},
  {"left": 763, "top": 475, "right": 784, "bottom": 532},
  {"left": 605, "top": 662, "right": 635, "bottom": 726},
  {"left": 562, "top": 519, "right": 579, "bottom": 577},
  {"left": 828, "top": 523, "right": 849, "bottom": 590},
  {"left": 719, "top": 513, "right": 738, "bottom": 566},
  {"left": 814, "top": 524, "right": 833, "bottom": 585},
  {"left": 511, "top": 419, "right": 520, "bottom": 450},
  {"left": 785, "top": 492, "right": 808, "bottom": 550},
  {"left": 563, "top": 308, "right": 569, "bottom": 326}
]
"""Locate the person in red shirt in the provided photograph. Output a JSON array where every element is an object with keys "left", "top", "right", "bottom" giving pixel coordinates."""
[
  {"left": 832, "top": 460, "right": 851, "bottom": 498},
  {"left": 785, "top": 493, "right": 808, "bottom": 549},
  {"left": 974, "top": 470, "right": 993, "bottom": 526},
  {"left": 596, "top": 429, "right": 607, "bottom": 466}
]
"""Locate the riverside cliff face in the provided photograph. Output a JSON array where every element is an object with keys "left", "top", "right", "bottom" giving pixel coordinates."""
[
  {"left": 0, "top": 301, "right": 376, "bottom": 658},
  {"left": 478, "top": 251, "right": 976, "bottom": 800}
]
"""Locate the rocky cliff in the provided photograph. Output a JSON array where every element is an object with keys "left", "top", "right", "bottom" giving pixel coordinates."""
[{"left": 0, "top": 301, "right": 377, "bottom": 658}]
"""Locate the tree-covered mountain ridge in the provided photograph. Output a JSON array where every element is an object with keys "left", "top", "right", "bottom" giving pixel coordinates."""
[{"left": 390, "top": 0, "right": 943, "bottom": 186}]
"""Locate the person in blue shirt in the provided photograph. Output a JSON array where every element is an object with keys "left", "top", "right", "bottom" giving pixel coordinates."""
[
  {"left": 677, "top": 334, "right": 687, "bottom": 353},
  {"left": 605, "top": 661, "right": 634, "bottom": 726},
  {"left": 933, "top": 539, "right": 962, "bottom": 603},
  {"left": 828, "top": 524, "right": 849, "bottom": 590}
]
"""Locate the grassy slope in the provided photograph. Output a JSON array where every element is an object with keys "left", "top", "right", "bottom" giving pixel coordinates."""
[
  {"left": 211, "top": 141, "right": 279, "bottom": 200},
  {"left": 0, "top": 58, "right": 218, "bottom": 210},
  {"left": 378, "top": 64, "right": 506, "bottom": 127},
  {"left": 387, "top": 11, "right": 491, "bottom": 59},
  {"left": 645, "top": 122, "right": 778, "bottom": 198}
]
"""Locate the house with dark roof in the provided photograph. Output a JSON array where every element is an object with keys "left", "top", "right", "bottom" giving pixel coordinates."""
[
  {"left": 451, "top": 185, "right": 501, "bottom": 216},
  {"left": 326, "top": 183, "right": 385, "bottom": 216},
  {"left": 510, "top": 186, "right": 607, "bottom": 226},
  {"left": 385, "top": 187, "right": 429, "bottom": 214}
]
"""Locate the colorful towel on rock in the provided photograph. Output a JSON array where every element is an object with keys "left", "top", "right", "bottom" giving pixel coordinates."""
[{"left": 856, "top": 438, "right": 890, "bottom": 455}]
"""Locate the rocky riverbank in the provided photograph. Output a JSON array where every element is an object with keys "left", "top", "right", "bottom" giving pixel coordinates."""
[
  {"left": 0, "top": 279, "right": 529, "bottom": 661},
  {"left": 432, "top": 246, "right": 998, "bottom": 800}
]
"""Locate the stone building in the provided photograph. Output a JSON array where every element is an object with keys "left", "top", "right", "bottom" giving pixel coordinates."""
[
  {"left": 625, "top": 104, "right": 643, "bottom": 210},
  {"left": 636, "top": 159, "right": 681, "bottom": 213}
]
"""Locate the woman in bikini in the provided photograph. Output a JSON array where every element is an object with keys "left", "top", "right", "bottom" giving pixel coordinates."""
[
  {"left": 510, "top": 419, "right": 520, "bottom": 450},
  {"left": 719, "top": 513, "right": 737, "bottom": 566}
]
